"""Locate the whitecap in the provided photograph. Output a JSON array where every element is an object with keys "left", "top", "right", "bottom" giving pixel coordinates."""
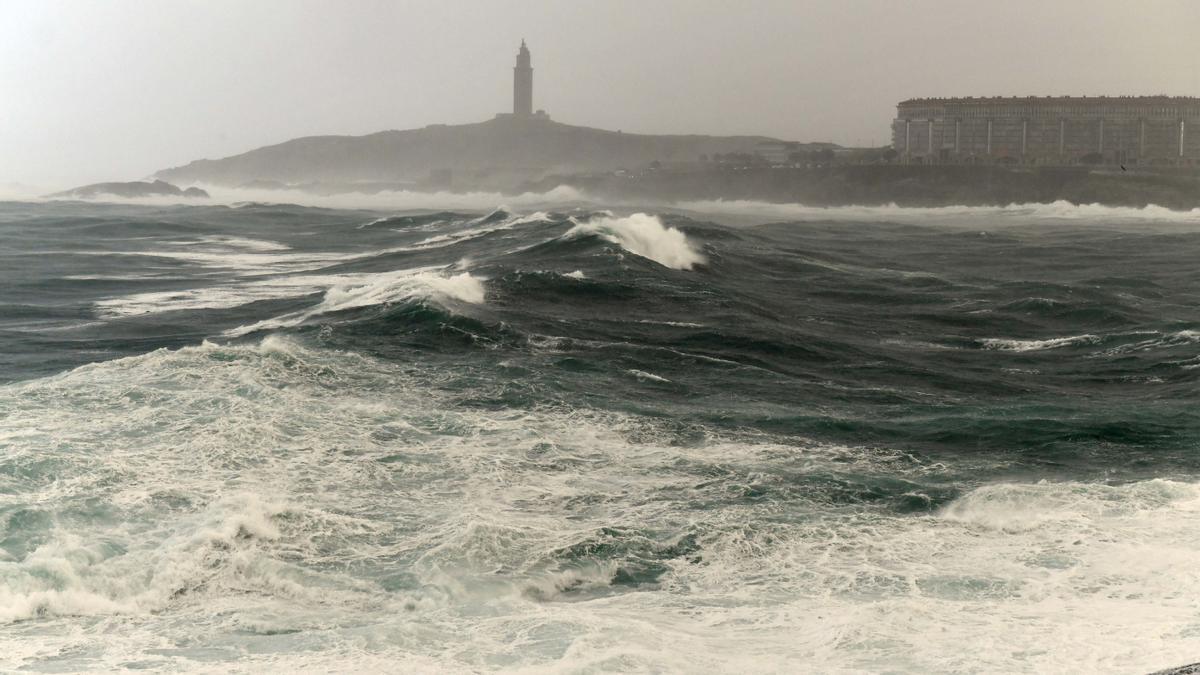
[
  {"left": 224, "top": 268, "right": 485, "bottom": 336},
  {"left": 626, "top": 369, "right": 671, "bottom": 383},
  {"left": 980, "top": 334, "right": 1100, "bottom": 351},
  {"left": 567, "top": 212, "right": 706, "bottom": 270},
  {"left": 675, "top": 198, "right": 1200, "bottom": 225}
]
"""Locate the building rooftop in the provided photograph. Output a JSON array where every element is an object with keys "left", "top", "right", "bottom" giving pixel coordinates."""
[{"left": 899, "top": 95, "right": 1200, "bottom": 106}]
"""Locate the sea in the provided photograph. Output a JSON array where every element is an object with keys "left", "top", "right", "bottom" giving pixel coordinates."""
[{"left": 1, "top": 192, "right": 1199, "bottom": 673}]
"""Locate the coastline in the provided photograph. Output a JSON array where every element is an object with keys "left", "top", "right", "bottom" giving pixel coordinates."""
[{"left": 518, "top": 165, "right": 1200, "bottom": 211}]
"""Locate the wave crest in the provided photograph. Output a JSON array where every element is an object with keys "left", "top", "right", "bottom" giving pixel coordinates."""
[
  {"left": 980, "top": 334, "right": 1101, "bottom": 352},
  {"left": 675, "top": 198, "right": 1200, "bottom": 224},
  {"left": 567, "top": 213, "right": 705, "bottom": 270},
  {"left": 226, "top": 268, "right": 485, "bottom": 336}
]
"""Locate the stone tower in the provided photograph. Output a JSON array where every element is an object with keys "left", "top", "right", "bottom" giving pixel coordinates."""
[{"left": 513, "top": 40, "right": 532, "bottom": 116}]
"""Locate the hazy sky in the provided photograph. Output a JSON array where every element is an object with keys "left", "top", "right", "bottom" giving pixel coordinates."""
[{"left": 3, "top": 0, "right": 1198, "bottom": 187}]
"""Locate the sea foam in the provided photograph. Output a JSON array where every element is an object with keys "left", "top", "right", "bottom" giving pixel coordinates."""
[
  {"left": 567, "top": 212, "right": 706, "bottom": 270},
  {"left": 224, "top": 268, "right": 485, "bottom": 336},
  {"left": 675, "top": 198, "right": 1200, "bottom": 225},
  {"left": 980, "top": 334, "right": 1101, "bottom": 352},
  {"left": 3, "top": 339, "right": 1200, "bottom": 672}
]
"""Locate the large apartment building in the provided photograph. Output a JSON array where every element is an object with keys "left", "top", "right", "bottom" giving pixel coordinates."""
[{"left": 893, "top": 96, "right": 1200, "bottom": 166}]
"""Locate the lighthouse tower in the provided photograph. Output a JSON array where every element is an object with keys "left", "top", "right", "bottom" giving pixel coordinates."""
[{"left": 513, "top": 40, "right": 533, "bottom": 116}]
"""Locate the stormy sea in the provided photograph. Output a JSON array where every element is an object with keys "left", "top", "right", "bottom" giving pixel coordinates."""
[{"left": 2, "top": 196, "right": 1199, "bottom": 673}]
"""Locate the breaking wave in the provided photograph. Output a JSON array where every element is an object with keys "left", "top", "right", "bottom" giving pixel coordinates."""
[
  {"left": 225, "top": 268, "right": 485, "bottom": 336},
  {"left": 4, "top": 198, "right": 1200, "bottom": 672},
  {"left": 2, "top": 338, "right": 1199, "bottom": 672},
  {"left": 40, "top": 183, "right": 595, "bottom": 211},
  {"left": 979, "top": 334, "right": 1101, "bottom": 352},
  {"left": 675, "top": 198, "right": 1200, "bottom": 225},
  {"left": 566, "top": 212, "right": 706, "bottom": 270}
]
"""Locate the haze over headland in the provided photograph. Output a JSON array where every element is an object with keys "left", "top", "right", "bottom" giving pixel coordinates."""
[{"left": 3, "top": 0, "right": 1199, "bottom": 191}]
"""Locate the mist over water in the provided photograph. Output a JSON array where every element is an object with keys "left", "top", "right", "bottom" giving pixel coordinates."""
[{"left": 2, "top": 197, "right": 1200, "bottom": 672}]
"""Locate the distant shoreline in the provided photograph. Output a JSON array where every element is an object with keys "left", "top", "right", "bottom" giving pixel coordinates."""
[
  {"left": 146, "top": 115, "right": 1200, "bottom": 211},
  {"left": 517, "top": 165, "right": 1200, "bottom": 211},
  {"left": 29, "top": 165, "right": 1200, "bottom": 214}
]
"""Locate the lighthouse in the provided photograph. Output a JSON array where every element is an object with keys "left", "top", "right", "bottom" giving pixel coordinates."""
[{"left": 513, "top": 40, "right": 533, "bottom": 116}]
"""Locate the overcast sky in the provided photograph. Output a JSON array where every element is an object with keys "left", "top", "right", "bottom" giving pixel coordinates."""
[{"left": 2, "top": 0, "right": 1198, "bottom": 188}]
